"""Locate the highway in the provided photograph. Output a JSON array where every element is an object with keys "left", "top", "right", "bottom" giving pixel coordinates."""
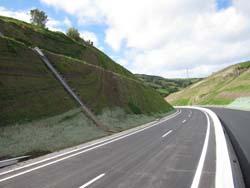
[
  {"left": 209, "top": 107, "right": 250, "bottom": 188},
  {"left": 0, "top": 108, "right": 237, "bottom": 188}
]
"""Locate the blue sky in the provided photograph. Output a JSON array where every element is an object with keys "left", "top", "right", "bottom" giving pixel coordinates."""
[
  {"left": 0, "top": 0, "right": 114, "bottom": 59},
  {"left": 0, "top": 0, "right": 249, "bottom": 78},
  {"left": 217, "top": 0, "right": 232, "bottom": 10}
]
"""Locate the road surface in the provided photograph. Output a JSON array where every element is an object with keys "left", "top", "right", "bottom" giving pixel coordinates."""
[
  {"left": 0, "top": 108, "right": 238, "bottom": 188},
  {"left": 209, "top": 107, "right": 250, "bottom": 187}
]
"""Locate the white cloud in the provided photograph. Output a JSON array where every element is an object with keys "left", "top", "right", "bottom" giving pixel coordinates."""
[
  {"left": 0, "top": 6, "right": 30, "bottom": 22},
  {"left": 63, "top": 17, "right": 72, "bottom": 28},
  {"left": 80, "top": 31, "right": 99, "bottom": 46},
  {"left": 38, "top": 1, "right": 250, "bottom": 77},
  {"left": 233, "top": 0, "right": 250, "bottom": 16}
]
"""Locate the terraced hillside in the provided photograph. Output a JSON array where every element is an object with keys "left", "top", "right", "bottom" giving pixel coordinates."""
[
  {"left": 0, "top": 16, "right": 133, "bottom": 78},
  {"left": 166, "top": 61, "right": 250, "bottom": 106},
  {"left": 44, "top": 50, "right": 171, "bottom": 115},
  {"left": 0, "top": 37, "right": 77, "bottom": 126},
  {"left": 0, "top": 16, "right": 173, "bottom": 158}
]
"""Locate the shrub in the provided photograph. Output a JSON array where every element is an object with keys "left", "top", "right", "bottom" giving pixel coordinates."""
[{"left": 66, "top": 27, "right": 83, "bottom": 42}]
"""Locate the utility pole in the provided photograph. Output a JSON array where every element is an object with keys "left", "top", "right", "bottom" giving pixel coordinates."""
[{"left": 186, "top": 68, "right": 189, "bottom": 79}]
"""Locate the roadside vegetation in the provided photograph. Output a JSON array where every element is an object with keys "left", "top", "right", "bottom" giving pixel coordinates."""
[
  {"left": 0, "top": 37, "right": 77, "bottom": 126},
  {"left": 44, "top": 50, "right": 172, "bottom": 115},
  {"left": 0, "top": 108, "right": 174, "bottom": 159},
  {"left": 166, "top": 61, "right": 250, "bottom": 106},
  {"left": 0, "top": 15, "right": 134, "bottom": 78},
  {"left": 0, "top": 12, "right": 173, "bottom": 159}
]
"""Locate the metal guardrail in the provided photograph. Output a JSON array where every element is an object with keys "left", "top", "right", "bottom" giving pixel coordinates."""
[
  {"left": 33, "top": 47, "right": 105, "bottom": 130},
  {"left": 0, "top": 156, "right": 30, "bottom": 168}
]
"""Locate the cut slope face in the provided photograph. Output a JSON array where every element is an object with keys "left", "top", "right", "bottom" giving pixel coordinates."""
[
  {"left": 0, "top": 16, "right": 134, "bottom": 79},
  {"left": 0, "top": 16, "right": 173, "bottom": 158},
  {"left": 166, "top": 62, "right": 250, "bottom": 105},
  {"left": 0, "top": 20, "right": 172, "bottom": 127},
  {"left": 0, "top": 37, "right": 77, "bottom": 126},
  {"left": 45, "top": 51, "right": 172, "bottom": 115}
]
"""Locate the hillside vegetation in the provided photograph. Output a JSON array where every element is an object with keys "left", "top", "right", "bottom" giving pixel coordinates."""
[
  {"left": 166, "top": 62, "right": 250, "bottom": 106},
  {"left": 0, "top": 16, "right": 173, "bottom": 158},
  {"left": 44, "top": 51, "right": 171, "bottom": 115},
  {"left": 0, "top": 37, "right": 77, "bottom": 126},
  {"left": 0, "top": 16, "right": 134, "bottom": 78},
  {"left": 136, "top": 74, "right": 201, "bottom": 97}
]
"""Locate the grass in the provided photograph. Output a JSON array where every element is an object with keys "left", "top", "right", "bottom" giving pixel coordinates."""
[
  {"left": 0, "top": 35, "right": 172, "bottom": 127},
  {"left": 0, "top": 17, "right": 174, "bottom": 159},
  {"left": 44, "top": 50, "right": 173, "bottom": 115},
  {"left": 136, "top": 74, "right": 201, "bottom": 97},
  {"left": 0, "top": 108, "right": 175, "bottom": 158},
  {"left": 0, "top": 37, "right": 77, "bottom": 126},
  {"left": 172, "top": 98, "right": 190, "bottom": 106},
  {"left": 0, "top": 109, "right": 106, "bottom": 158},
  {"left": 167, "top": 61, "right": 250, "bottom": 106},
  {"left": 227, "top": 97, "right": 250, "bottom": 110},
  {"left": 0, "top": 16, "right": 134, "bottom": 78}
]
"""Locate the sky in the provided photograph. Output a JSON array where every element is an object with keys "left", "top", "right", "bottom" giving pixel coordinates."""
[{"left": 0, "top": 0, "right": 250, "bottom": 78}]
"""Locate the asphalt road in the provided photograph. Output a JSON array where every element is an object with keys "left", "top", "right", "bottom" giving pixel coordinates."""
[
  {"left": 209, "top": 107, "right": 250, "bottom": 188},
  {"left": 0, "top": 108, "right": 221, "bottom": 188}
]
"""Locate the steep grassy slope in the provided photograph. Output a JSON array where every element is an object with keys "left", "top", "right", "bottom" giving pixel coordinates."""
[
  {"left": 166, "top": 62, "right": 250, "bottom": 105},
  {"left": 0, "top": 16, "right": 173, "bottom": 158},
  {"left": 0, "top": 35, "right": 172, "bottom": 128},
  {"left": 0, "top": 37, "right": 77, "bottom": 126},
  {"left": 45, "top": 51, "right": 172, "bottom": 115},
  {"left": 0, "top": 16, "right": 134, "bottom": 78},
  {"left": 136, "top": 74, "right": 201, "bottom": 97}
]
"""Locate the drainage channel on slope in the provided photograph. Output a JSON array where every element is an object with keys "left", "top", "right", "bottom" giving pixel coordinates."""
[{"left": 33, "top": 47, "right": 104, "bottom": 130}]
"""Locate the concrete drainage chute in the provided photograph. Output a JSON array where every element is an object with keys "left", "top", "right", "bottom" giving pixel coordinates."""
[{"left": 33, "top": 47, "right": 108, "bottom": 131}]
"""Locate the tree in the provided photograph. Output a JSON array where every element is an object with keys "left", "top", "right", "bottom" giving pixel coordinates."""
[
  {"left": 66, "top": 27, "right": 82, "bottom": 41},
  {"left": 30, "top": 9, "right": 48, "bottom": 28}
]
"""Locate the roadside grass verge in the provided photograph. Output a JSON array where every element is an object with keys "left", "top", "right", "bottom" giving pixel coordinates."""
[
  {"left": 0, "top": 108, "right": 174, "bottom": 159},
  {"left": 0, "top": 109, "right": 106, "bottom": 159}
]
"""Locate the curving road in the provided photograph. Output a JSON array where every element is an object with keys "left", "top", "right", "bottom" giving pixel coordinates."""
[
  {"left": 209, "top": 107, "right": 250, "bottom": 188},
  {"left": 0, "top": 108, "right": 240, "bottom": 188}
]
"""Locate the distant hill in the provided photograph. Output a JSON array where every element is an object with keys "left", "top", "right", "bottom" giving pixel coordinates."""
[
  {"left": 166, "top": 61, "right": 250, "bottom": 106},
  {"left": 136, "top": 74, "right": 202, "bottom": 97},
  {"left": 0, "top": 16, "right": 173, "bottom": 127}
]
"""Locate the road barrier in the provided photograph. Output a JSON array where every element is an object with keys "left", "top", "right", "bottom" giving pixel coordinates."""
[{"left": 0, "top": 156, "right": 30, "bottom": 168}]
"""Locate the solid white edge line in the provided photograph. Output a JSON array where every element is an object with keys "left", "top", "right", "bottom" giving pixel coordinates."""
[
  {"left": 190, "top": 112, "right": 210, "bottom": 188},
  {"left": 0, "top": 110, "right": 181, "bottom": 177},
  {"left": 0, "top": 110, "right": 182, "bottom": 182},
  {"left": 79, "top": 173, "right": 105, "bottom": 188},
  {"left": 161, "top": 130, "right": 173, "bottom": 138},
  {"left": 177, "top": 106, "right": 234, "bottom": 188}
]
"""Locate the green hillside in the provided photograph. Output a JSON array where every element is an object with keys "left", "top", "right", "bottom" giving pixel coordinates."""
[
  {"left": 0, "top": 37, "right": 77, "bottom": 126},
  {"left": 0, "top": 16, "right": 173, "bottom": 158},
  {"left": 44, "top": 50, "right": 171, "bottom": 115},
  {"left": 136, "top": 74, "right": 201, "bottom": 97},
  {"left": 0, "top": 16, "right": 134, "bottom": 78},
  {"left": 166, "top": 62, "right": 250, "bottom": 106}
]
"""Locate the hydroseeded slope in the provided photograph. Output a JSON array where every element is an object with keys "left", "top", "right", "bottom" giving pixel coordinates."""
[{"left": 166, "top": 62, "right": 250, "bottom": 105}]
